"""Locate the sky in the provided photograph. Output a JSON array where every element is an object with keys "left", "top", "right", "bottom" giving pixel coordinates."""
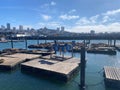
[{"left": 0, "top": 0, "right": 120, "bottom": 33}]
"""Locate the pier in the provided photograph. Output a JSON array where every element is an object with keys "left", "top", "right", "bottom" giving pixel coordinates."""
[
  {"left": 21, "top": 55, "right": 80, "bottom": 82},
  {"left": 104, "top": 66, "right": 120, "bottom": 89},
  {"left": 0, "top": 53, "right": 41, "bottom": 70}
]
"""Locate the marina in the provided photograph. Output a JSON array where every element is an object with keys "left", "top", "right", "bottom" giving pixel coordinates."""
[
  {"left": 0, "top": 0, "right": 120, "bottom": 89},
  {"left": 0, "top": 40, "right": 120, "bottom": 90}
]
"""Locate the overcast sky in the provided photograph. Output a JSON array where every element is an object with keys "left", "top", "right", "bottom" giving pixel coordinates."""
[{"left": 0, "top": 0, "right": 120, "bottom": 33}]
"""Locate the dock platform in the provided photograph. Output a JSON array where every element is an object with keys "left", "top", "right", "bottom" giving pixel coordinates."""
[
  {"left": 0, "top": 53, "right": 41, "bottom": 70},
  {"left": 26, "top": 50, "right": 55, "bottom": 56},
  {"left": 21, "top": 56, "right": 80, "bottom": 82},
  {"left": 104, "top": 66, "right": 120, "bottom": 89}
]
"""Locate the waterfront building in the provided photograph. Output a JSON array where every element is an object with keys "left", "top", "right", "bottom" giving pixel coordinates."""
[{"left": 90, "top": 30, "right": 95, "bottom": 34}]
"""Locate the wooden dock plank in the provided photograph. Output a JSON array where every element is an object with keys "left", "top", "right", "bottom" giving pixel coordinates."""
[
  {"left": 111, "top": 67, "right": 118, "bottom": 80},
  {"left": 104, "top": 66, "right": 110, "bottom": 79},
  {"left": 114, "top": 67, "right": 120, "bottom": 80},
  {"left": 104, "top": 66, "right": 120, "bottom": 89}
]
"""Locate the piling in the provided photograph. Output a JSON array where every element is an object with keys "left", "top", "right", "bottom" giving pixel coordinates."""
[
  {"left": 114, "top": 39, "right": 116, "bottom": 47},
  {"left": 25, "top": 37, "right": 28, "bottom": 49},
  {"left": 10, "top": 36, "right": 13, "bottom": 48},
  {"left": 37, "top": 37, "right": 39, "bottom": 44},
  {"left": 80, "top": 47, "right": 86, "bottom": 90}
]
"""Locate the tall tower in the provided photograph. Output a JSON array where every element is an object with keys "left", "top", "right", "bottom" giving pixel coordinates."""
[
  {"left": 19, "top": 25, "right": 23, "bottom": 30},
  {"left": 7, "top": 23, "right": 10, "bottom": 30}
]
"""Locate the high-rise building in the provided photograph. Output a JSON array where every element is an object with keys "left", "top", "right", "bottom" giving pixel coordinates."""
[
  {"left": 7, "top": 23, "right": 10, "bottom": 30},
  {"left": 19, "top": 25, "right": 23, "bottom": 30},
  {"left": 1, "top": 25, "right": 5, "bottom": 30},
  {"left": 61, "top": 26, "right": 64, "bottom": 32},
  {"left": 57, "top": 27, "right": 60, "bottom": 31},
  {"left": 13, "top": 27, "right": 16, "bottom": 31},
  {"left": 27, "top": 28, "right": 30, "bottom": 31}
]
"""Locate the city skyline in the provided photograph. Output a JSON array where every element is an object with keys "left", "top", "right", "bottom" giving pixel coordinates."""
[
  {"left": 0, "top": 0, "right": 120, "bottom": 33},
  {"left": 0, "top": 23, "right": 65, "bottom": 31}
]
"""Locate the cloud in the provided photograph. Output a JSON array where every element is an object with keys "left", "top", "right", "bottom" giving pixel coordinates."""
[
  {"left": 51, "top": 1, "right": 56, "bottom": 6},
  {"left": 41, "top": 4, "right": 49, "bottom": 8},
  {"left": 68, "top": 9, "right": 76, "bottom": 14},
  {"left": 75, "top": 8, "right": 120, "bottom": 26},
  {"left": 103, "top": 9, "right": 120, "bottom": 16},
  {"left": 102, "top": 16, "right": 110, "bottom": 23},
  {"left": 75, "top": 15, "right": 100, "bottom": 26},
  {"left": 66, "top": 22, "right": 120, "bottom": 33},
  {"left": 41, "top": 1, "right": 56, "bottom": 8},
  {"left": 100, "top": 9, "right": 120, "bottom": 23},
  {"left": 36, "top": 8, "right": 120, "bottom": 33},
  {"left": 90, "top": 15, "right": 99, "bottom": 24},
  {"left": 76, "top": 17, "right": 90, "bottom": 25},
  {"left": 59, "top": 14, "right": 79, "bottom": 20},
  {"left": 65, "top": 8, "right": 120, "bottom": 33},
  {"left": 41, "top": 14, "right": 52, "bottom": 21}
]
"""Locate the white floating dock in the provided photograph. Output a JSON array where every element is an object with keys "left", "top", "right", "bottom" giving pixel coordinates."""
[{"left": 104, "top": 66, "right": 120, "bottom": 89}]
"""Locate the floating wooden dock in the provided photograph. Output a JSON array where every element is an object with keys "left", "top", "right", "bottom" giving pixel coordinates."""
[
  {"left": 104, "top": 66, "right": 120, "bottom": 89},
  {"left": 87, "top": 47, "right": 117, "bottom": 55},
  {"left": 115, "top": 46, "right": 120, "bottom": 51},
  {"left": 26, "top": 50, "right": 55, "bottom": 56},
  {"left": 21, "top": 56, "right": 80, "bottom": 82},
  {"left": 0, "top": 53, "right": 41, "bottom": 70}
]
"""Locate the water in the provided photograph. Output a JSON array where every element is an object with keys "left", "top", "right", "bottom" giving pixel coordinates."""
[{"left": 0, "top": 40, "right": 120, "bottom": 90}]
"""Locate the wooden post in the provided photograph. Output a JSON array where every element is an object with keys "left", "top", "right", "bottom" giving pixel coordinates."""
[
  {"left": 108, "top": 40, "right": 111, "bottom": 46},
  {"left": 83, "top": 40, "right": 86, "bottom": 47},
  {"left": 80, "top": 47, "right": 86, "bottom": 90},
  {"left": 89, "top": 39, "right": 90, "bottom": 44},
  {"left": 54, "top": 40, "right": 57, "bottom": 54},
  {"left": 45, "top": 39, "right": 47, "bottom": 44},
  {"left": 60, "top": 47, "right": 61, "bottom": 55},
  {"left": 108, "top": 40, "right": 109, "bottom": 46},
  {"left": 114, "top": 40, "right": 116, "bottom": 47},
  {"left": 25, "top": 37, "right": 28, "bottom": 50},
  {"left": 37, "top": 37, "right": 39, "bottom": 45},
  {"left": 110, "top": 40, "right": 112, "bottom": 46},
  {"left": 72, "top": 46, "right": 73, "bottom": 57},
  {"left": 62, "top": 46, "right": 64, "bottom": 58},
  {"left": 11, "top": 36, "right": 13, "bottom": 48},
  {"left": 50, "top": 47, "right": 52, "bottom": 58}
]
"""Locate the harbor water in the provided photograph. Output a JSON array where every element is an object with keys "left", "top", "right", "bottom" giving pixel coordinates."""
[{"left": 0, "top": 40, "right": 120, "bottom": 90}]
